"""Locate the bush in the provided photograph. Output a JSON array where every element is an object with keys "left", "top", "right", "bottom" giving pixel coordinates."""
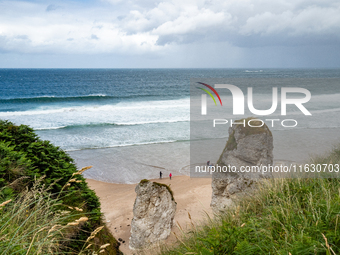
[
  {"left": 0, "top": 120, "right": 121, "bottom": 254},
  {"left": 0, "top": 120, "right": 99, "bottom": 215},
  {"left": 0, "top": 142, "right": 32, "bottom": 199}
]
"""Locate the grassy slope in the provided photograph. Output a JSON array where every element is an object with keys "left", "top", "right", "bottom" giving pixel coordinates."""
[
  {"left": 161, "top": 145, "right": 340, "bottom": 255},
  {"left": 0, "top": 120, "right": 122, "bottom": 254}
]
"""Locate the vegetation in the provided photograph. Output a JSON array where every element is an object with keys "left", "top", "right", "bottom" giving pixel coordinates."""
[
  {"left": 236, "top": 117, "right": 272, "bottom": 137},
  {"left": 139, "top": 179, "right": 175, "bottom": 201},
  {"left": 0, "top": 120, "right": 121, "bottom": 254},
  {"left": 153, "top": 182, "right": 174, "bottom": 201},
  {"left": 140, "top": 179, "right": 150, "bottom": 185},
  {"left": 0, "top": 176, "right": 112, "bottom": 254},
  {"left": 161, "top": 145, "right": 340, "bottom": 255}
]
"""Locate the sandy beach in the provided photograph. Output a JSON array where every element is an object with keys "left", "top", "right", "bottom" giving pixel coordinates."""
[
  {"left": 86, "top": 176, "right": 213, "bottom": 254},
  {"left": 81, "top": 127, "right": 340, "bottom": 254}
]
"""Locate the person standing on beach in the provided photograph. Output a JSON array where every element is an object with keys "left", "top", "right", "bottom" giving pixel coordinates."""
[
  {"left": 160, "top": 171, "right": 162, "bottom": 179},
  {"left": 169, "top": 173, "right": 172, "bottom": 180}
]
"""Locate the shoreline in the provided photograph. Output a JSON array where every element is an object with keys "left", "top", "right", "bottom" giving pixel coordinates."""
[
  {"left": 70, "top": 127, "right": 340, "bottom": 184},
  {"left": 86, "top": 176, "right": 213, "bottom": 255},
  {"left": 63, "top": 126, "right": 340, "bottom": 153},
  {"left": 81, "top": 128, "right": 340, "bottom": 253}
]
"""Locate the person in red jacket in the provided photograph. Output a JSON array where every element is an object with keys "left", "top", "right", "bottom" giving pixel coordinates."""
[{"left": 169, "top": 173, "right": 172, "bottom": 180}]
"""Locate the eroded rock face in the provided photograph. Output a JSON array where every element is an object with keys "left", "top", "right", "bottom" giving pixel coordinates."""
[
  {"left": 211, "top": 118, "right": 273, "bottom": 212},
  {"left": 129, "top": 180, "right": 176, "bottom": 250}
]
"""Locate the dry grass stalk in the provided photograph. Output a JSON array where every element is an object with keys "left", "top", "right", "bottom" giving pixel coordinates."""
[
  {"left": 76, "top": 217, "right": 88, "bottom": 222},
  {"left": 0, "top": 199, "right": 12, "bottom": 207},
  {"left": 75, "top": 207, "right": 83, "bottom": 212},
  {"left": 85, "top": 226, "right": 104, "bottom": 242},
  {"left": 72, "top": 166, "right": 93, "bottom": 176},
  {"left": 99, "top": 243, "right": 110, "bottom": 249},
  {"left": 67, "top": 222, "right": 79, "bottom": 226}
]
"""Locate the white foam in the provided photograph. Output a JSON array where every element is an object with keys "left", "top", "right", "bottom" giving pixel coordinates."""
[
  {"left": 34, "top": 126, "right": 67, "bottom": 130},
  {"left": 1, "top": 97, "right": 189, "bottom": 132},
  {"left": 64, "top": 139, "right": 179, "bottom": 152}
]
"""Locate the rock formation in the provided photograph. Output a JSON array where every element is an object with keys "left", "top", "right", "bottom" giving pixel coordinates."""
[
  {"left": 129, "top": 179, "right": 176, "bottom": 250},
  {"left": 211, "top": 117, "right": 273, "bottom": 212}
]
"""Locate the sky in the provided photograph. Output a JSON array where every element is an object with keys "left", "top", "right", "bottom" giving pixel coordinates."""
[{"left": 0, "top": 0, "right": 340, "bottom": 68}]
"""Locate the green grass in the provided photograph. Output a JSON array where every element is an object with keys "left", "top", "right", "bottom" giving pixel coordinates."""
[
  {"left": 0, "top": 176, "right": 117, "bottom": 254},
  {"left": 0, "top": 120, "right": 122, "bottom": 254},
  {"left": 139, "top": 179, "right": 175, "bottom": 201},
  {"left": 161, "top": 145, "right": 340, "bottom": 255}
]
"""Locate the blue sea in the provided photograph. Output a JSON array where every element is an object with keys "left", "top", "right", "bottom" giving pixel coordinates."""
[{"left": 1, "top": 69, "right": 340, "bottom": 183}]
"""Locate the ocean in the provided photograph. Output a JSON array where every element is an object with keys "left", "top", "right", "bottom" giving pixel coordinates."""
[{"left": 1, "top": 69, "right": 340, "bottom": 183}]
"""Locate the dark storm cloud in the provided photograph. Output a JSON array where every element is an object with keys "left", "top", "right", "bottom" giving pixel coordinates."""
[{"left": 0, "top": 0, "right": 340, "bottom": 67}]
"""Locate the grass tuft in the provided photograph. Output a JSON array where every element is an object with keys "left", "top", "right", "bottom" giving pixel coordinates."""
[
  {"left": 0, "top": 175, "right": 121, "bottom": 254},
  {"left": 161, "top": 144, "right": 340, "bottom": 254},
  {"left": 152, "top": 182, "right": 174, "bottom": 201}
]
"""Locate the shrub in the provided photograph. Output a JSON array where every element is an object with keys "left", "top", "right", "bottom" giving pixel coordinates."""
[{"left": 0, "top": 120, "right": 121, "bottom": 254}]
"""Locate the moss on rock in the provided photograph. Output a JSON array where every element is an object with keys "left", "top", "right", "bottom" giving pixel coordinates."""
[
  {"left": 140, "top": 179, "right": 150, "bottom": 185},
  {"left": 236, "top": 117, "right": 272, "bottom": 137},
  {"left": 138, "top": 179, "right": 175, "bottom": 201},
  {"left": 152, "top": 182, "right": 174, "bottom": 201}
]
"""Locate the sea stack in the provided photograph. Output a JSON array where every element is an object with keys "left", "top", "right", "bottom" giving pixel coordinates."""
[
  {"left": 211, "top": 117, "right": 273, "bottom": 212},
  {"left": 129, "top": 179, "right": 176, "bottom": 250}
]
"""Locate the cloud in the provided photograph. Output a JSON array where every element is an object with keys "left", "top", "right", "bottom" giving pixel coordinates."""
[
  {"left": 239, "top": 5, "right": 340, "bottom": 37},
  {"left": 91, "top": 34, "right": 99, "bottom": 40},
  {"left": 0, "top": 0, "right": 339, "bottom": 67},
  {"left": 119, "top": 0, "right": 340, "bottom": 48},
  {"left": 46, "top": 4, "right": 61, "bottom": 12}
]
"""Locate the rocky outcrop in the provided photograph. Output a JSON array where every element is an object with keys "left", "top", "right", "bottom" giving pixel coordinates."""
[
  {"left": 211, "top": 118, "right": 273, "bottom": 212},
  {"left": 129, "top": 179, "right": 176, "bottom": 250}
]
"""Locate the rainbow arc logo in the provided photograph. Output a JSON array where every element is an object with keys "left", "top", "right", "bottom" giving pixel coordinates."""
[{"left": 196, "top": 82, "right": 223, "bottom": 106}]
